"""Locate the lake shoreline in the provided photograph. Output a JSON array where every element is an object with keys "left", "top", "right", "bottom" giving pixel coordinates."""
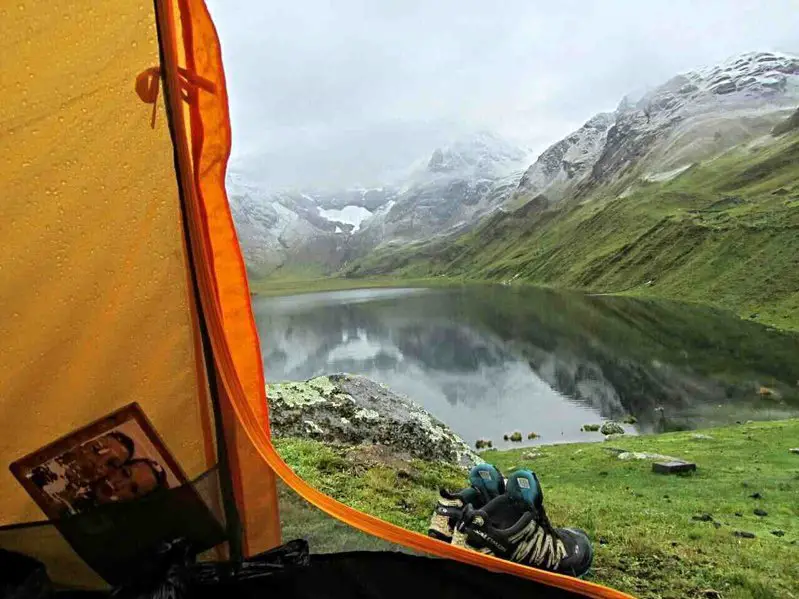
[{"left": 249, "top": 275, "right": 798, "bottom": 333}]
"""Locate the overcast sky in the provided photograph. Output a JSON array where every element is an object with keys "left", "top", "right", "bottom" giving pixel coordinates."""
[{"left": 207, "top": 0, "right": 799, "bottom": 190}]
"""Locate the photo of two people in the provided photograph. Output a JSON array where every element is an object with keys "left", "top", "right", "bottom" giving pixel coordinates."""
[{"left": 11, "top": 404, "right": 186, "bottom": 520}]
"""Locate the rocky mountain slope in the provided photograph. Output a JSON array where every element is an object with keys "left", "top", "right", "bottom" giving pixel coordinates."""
[{"left": 512, "top": 51, "right": 799, "bottom": 207}]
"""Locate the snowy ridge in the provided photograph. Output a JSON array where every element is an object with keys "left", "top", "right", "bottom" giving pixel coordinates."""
[{"left": 514, "top": 51, "right": 799, "bottom": 205}]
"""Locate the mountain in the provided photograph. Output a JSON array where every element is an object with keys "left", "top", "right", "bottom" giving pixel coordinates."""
[
  {"left": 227, "top": 173, "right": 354, "bottom": 277},
  {"left": 228, "top": 132, "right": 529, "bottom": 276},
  {"left": 345, "top": 52, "right": 799, "bottom": 331},
  {"left": 513, "top": 51, "right": 799, "bottom": 206},
  {"left": 351, "top": 132, "right": 530, "bottom": 251}
]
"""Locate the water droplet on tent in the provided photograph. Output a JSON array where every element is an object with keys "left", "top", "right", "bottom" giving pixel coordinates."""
[
  {"left": 17, "top": 4, "right": 25, "bottom": 11},
  {"left": 131, "top": 40, "right": 138, "bottom": 48},
  {"left": 21, "top": 161, "right": 30, "bottom": 168}
]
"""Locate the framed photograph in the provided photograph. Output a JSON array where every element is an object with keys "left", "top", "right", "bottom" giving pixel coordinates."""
[{"left": 10, "top": 403, "right": 188, "bottom": 520}]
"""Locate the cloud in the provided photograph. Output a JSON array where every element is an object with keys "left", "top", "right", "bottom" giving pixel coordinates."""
[{"left": 207, "top": 0, "right": 799, "bottom": 189}]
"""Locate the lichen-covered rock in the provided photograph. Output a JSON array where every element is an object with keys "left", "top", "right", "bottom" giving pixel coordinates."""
[
  {"left": 268, "top": 374, "right": 479, "bottom": 468},
  {"left": 600, "top": 421, "right": 625, "bottom": 436}
]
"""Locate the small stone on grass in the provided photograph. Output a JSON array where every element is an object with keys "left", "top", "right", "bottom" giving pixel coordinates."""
[
  {"left": 692, "top": 513, "right": 713, "bottom": 522},
  {"left": 771, "top": 530, "right": 785, "bottom": 537},
  {"left": 733, "top": 531, "right": 756, "bottom": 539},
  {"left": 652, "top": 461, "right": 697, "bottom": 474},
  {"left": 754, "top": 508, "right": 768, "bottom": 517}
]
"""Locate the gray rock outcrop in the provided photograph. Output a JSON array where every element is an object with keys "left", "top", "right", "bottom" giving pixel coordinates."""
[{"left": 267, "top": 374, "right": 479, "bottom": 468}]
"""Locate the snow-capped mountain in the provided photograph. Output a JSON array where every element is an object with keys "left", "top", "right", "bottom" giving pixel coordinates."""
[
  {"left": 352, "top": 132, "right": 530, "bottom": 249},
  {"left": 228, "top": 132, "right": 530, "bottom": 275},
  {"left": 515, "top": 51, "right": 799, "bottom": 205},
  {"left": 226, "top": 173, "right": 351, "bottom": 276}
]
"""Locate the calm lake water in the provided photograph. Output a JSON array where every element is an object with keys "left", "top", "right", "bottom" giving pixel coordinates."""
[{"left": 253, "top": 286, "right": 799, "bottom": 448}]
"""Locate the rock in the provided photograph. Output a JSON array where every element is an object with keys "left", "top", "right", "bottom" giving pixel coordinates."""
[
  {"left": 622, "top": 415, "right": 638, "bottom": 425},
  {"left": 692, "top": 513, "right": 714, "bottom": 522},
  {"left": 732, "top": 531, "right": 756, "bottom": 539},
  {"left": 749, "top": 492, "right": 763, "bottom": 500},
  {"left": 713, "top": 522, "right": 722, "bottom": 529},
  {"left": 735, "top": 512, "right": 743, "bottom": 517},
  {"left": 268, "top": 374, "right": 479, "bottom": 467},
  {"left": 617, "top": 451, "right": 680, "bottom": 462},
  {"left": 652, "top": 461, "right": 697, "bottom": 474},
  {"left": 604, "top": 433, "right": 626, "bottom": 442},
  {"left": 503, "top": 434, "right": 509, "bottom": 441},
  {"left": 509, "top": 432, "right": 523, "bottom": 442},
  {"left": 754, "top": 509, "right": 768, "bottom": 517},
  {"left": 758, "top": 386, "right": 776, "bottom": 397},
  {"left": 789, "top": 448, "right": 799, "bottom": 455},
  {"left": 691, "top": 434, "right": 714, "bottom": 440},
  {"left": 475, "top": 439, "right": 493, "bottom": 450},
  {"left": 600, "top": 421, "right": 625, "bottom": 435},
  {"left": 526, "top": 432, "right": 540, "bottom": 440},
  {"left": 522, "top": 451, "right": 542, "bottom": 459},
  {"left": 771, "top": 530, "right": 785, "bottom": 537},
  {"left": 582, "top": 424, "right": 600, "bottom": 432},
  {"left": 702, "top": 589, "right": 722, "bottom": 599}
]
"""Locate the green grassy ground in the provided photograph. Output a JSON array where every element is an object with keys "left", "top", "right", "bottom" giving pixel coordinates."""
[
  {"left": 343, "top": 131, "right": 799, "bottom": 332},
  {"left": 274, "top": 420, "right": 799, "bottom": 599}
]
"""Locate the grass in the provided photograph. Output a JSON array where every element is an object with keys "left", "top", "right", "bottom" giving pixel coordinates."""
[
  {"left": 342, "top": 131, "right": 799, "bottom": 332},
  {"left": 274, "top": 420, "right": 799, "bottom": 599}
]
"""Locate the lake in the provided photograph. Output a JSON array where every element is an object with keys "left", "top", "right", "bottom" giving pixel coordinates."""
[{"left": 253, "top": 285, "right": 799, "bottom": 448}]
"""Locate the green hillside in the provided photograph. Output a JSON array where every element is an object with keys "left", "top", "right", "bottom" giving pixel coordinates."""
[{"left": 344, "top": 130, "right": 799, "bottom": 331}]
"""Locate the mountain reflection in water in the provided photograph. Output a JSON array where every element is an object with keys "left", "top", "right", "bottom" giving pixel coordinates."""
[{"left": 254, "top": 286, "right": 799, "bottom": 447}]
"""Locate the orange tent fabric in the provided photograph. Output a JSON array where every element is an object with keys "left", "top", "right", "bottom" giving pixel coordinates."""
[{"left": 0, "top": 0, "right": 632, "bottom": 596}]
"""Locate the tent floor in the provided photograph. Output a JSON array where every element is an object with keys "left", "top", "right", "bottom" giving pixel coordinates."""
[{"left": 53, "top": 551, "right": 594, "bottom": 599}]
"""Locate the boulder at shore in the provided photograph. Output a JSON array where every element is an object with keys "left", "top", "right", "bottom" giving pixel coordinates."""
[{"left": 268, "top": 374, "right": 479, "bottom": 468}]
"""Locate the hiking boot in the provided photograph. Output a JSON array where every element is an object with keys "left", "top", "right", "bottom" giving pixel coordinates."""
[
  {"left": 428, "top": 463, "right": 505, "bottom": 542},
  {"left": 452, "top": 470, "right": 593, "bottom": 578}
]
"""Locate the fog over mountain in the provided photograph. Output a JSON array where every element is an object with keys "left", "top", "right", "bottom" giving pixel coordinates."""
[{"left": 208, "top": 0, "right": 798, "bottom": 190}]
